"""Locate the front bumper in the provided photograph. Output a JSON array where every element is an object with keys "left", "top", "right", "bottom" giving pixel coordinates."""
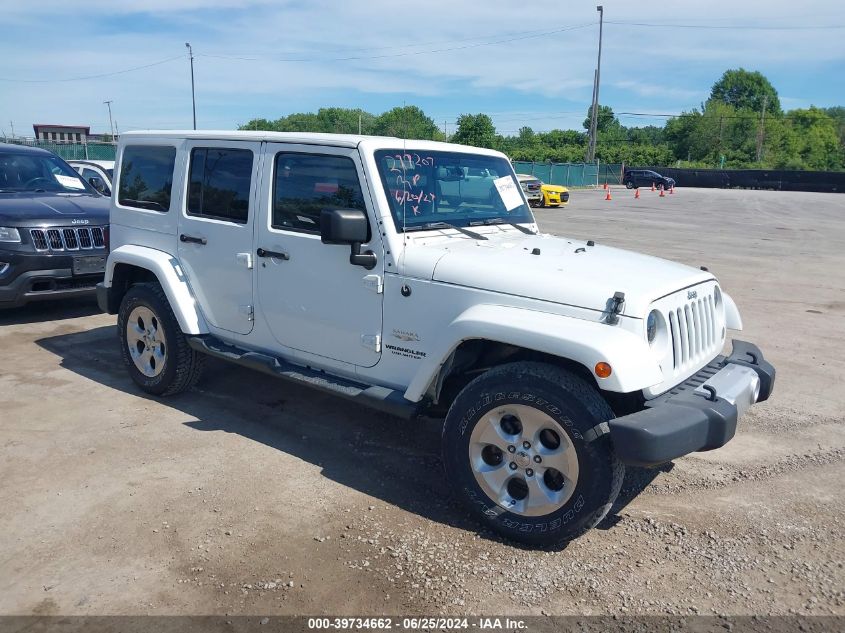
[
  {"left": 0, "top": 250, "right": 103, "bottom": 308},
  {"left": 608, "top": 340, "right": 775, "bottom": 466}
]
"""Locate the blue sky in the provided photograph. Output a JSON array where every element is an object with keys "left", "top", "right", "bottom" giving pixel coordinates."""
[{"left": 2, "top": 0, "right": 844, "bottom": 138}]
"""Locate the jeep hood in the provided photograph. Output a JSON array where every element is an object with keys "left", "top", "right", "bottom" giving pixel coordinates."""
[
  {"left": 0, "top": 191, "right": 110, "bottom": 226},
  {"left": 407, "top": 232, "right": 713, "bottom": 317}
]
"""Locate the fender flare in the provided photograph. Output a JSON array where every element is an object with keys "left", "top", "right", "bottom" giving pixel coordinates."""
[
  {"left": 722, "top": 291, "right": 743, "bottom": 330},
  {"left": 403, "top": 304, "right": 663, "bottom": 402},
  {"left": 105, "top": 244, "right": 208, "bottom": 334}
]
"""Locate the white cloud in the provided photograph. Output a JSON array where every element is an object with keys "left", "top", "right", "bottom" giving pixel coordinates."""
[{"left": 2, "top": 0, "right": 844, "bottom": 136}]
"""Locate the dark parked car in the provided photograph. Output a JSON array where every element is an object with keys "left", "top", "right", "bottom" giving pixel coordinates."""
[
  {"left": 0, "top": 143, "right": 110, "bottom": 308},
  {"left": 623, "top": 169, "right": 675, "bottom": 190}
]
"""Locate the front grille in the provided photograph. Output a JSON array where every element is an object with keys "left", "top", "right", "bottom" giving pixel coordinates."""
[
  {"left": 62, "top": 228, "right": 78, "bottom": 250},
  {"left": 30, "top": 226, "right": 107, "bottom": 252},
  {"left": 644, "top": 282, "right": 725, "bottom": 399},
  {"left": 91, "top": 227, "right": 105, "bottom": 248},
  {"left": 30, "top": 230, "right": 48, "bottom": 250},
  {"left": 667, "top": 291, "right": 719, "bottom": 371}
]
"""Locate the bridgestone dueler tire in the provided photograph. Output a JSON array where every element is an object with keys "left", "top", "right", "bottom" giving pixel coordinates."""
[
  {"left": 442, "top": 361, "right": 624, "bottom": 547},
  {"left": 117, "top": 283, "right": 205, "bottom": 396}
]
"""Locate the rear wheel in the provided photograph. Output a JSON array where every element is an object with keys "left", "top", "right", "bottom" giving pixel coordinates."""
[
  {"left": 117, "top": 282, "right": 205, "bottom": 396},
  {"left": 442, "top": 362, "right": 624, "bottom": 546},
  {"left": 624, "top": 180, "right": 634, "bottom": 189}
]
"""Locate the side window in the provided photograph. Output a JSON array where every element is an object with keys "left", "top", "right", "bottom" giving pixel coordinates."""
[
  {"left": 187, "top": 147, "right": 253, "bottom": 224},
  {"left": 118, "top": 145, "right": 177, "bottom": 212},
  {"left": 272, "top": 153, "right": 365, "bottom": 233},
  {"left": 81, "top": 167, "right": 100, "bottom": 182}
]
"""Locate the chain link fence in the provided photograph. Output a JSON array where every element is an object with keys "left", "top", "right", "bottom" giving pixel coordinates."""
[
  {"left": 512, "top": 161, "right": 624, "bottom": 188},
  {"left": 2, "top": 139, "right": 116, "bottom": 161}
]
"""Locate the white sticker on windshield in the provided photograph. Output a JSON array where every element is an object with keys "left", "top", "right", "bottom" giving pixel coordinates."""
[
  {"left": 55, "top": 174, "right": 85, "bottom": 190},
  {"left": 493, "top": 175, "right": 523, "bottom": 211}
]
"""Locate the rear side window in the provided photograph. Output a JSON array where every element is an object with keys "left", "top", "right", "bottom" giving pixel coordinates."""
[
  {"left": 118, "top": 145, "right": 176, "bottom": 212},
  {"left": 187, "top": 148, "right": 253, "bottom": 224},
  {"left": 272, "top": 153, "right": 365, "bottom": 233}
]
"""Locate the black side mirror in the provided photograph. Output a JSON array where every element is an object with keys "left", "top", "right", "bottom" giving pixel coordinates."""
[
  {"left": 320, "top": 208, "right": 377, "bottom": 270},
  {"left": 88, "top": 176, "right": 109, "bottom": 195}
]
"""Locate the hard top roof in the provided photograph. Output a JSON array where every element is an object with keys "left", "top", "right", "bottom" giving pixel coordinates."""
[{"left": 118, "top": 130, "right": 506, "bottom": 157}]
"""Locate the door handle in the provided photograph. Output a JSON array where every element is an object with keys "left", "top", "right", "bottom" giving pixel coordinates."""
[
  {"left": 180, "top": 234, "right": 207, "bottom": 245},
  {"left": 257, "top": 247, "right": 290, "bottom": 261}
]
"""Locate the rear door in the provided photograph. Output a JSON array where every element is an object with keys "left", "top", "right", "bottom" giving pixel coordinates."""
[{"left": 177, "top": 140, "right": 261, "bottom": 335}]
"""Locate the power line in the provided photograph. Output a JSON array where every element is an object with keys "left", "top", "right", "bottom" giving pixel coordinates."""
[
  {"left": 616, "top": 111, "right": 820, "bottom": 120},
  {"left": 214, "top": 23, "right": 594, "bottom": 58},
  {"left": 606, "top": 20, "right": 845, "bottom": 30},
  {"left": 0, "top": 20, "right": 592, "bottom": 84},
  {"left": 0, "top": 55, "right": 183, "bottom": 83},
  {"left": 198, "top": 22, "right": 596, "bottom": 63}
]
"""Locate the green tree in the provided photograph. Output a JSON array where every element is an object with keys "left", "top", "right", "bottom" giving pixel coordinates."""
[
  {"left": 240, "top": 108, "right": 377, "bottom": 134},
  {"left": 783, "top": 107, "right": 843, "bottom": 170},
  {"left": 583, "top": 104, "right": 618, "bottom": 132},
  {"left": 451, "top": 113, "right": 497, "bottom": 148},
  {"left": 710, "top": 69, "right": 781, "bottom": 116},
  {"left": 823, "top": 106, "right": 845, "bottom": 149},
  {"left": 372, "top": 106, "right": 441, "bottom": 139}
]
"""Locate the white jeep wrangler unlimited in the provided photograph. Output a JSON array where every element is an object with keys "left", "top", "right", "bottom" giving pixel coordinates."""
[{"left": 97, "top": 131, "right": 775, "bottom": 546}]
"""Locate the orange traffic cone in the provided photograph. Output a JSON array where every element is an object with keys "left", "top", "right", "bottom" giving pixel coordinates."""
[
  {"left": 605, "top": 188, "right": 612, "bottom": 201},
  {"left": 634, "top": 188, "right": 640, "bottom": 199},
  {"left": 603, "top": 182, "right": 608, "bottom": 190},
  {"left": 651, "top": 182, "right": 655, "bottom": 192},
  {"left": 659, "top": 186, "right": 665, "bottom": 198}
]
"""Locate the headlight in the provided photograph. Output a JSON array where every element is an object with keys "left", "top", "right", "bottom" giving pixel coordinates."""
[
  {"left": 647, "top": 310, "right": 659, "bottom": 343},
  {"left": 0, "top": 227, "right": 21, "bottom": 243}
]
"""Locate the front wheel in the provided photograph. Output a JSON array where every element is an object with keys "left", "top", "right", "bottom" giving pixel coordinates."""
[
  {"left": 442, "top": 362, "right": 624, "bottom": 547},
  {"left": 117, "top": 282, "right": 205, "bottom": 396}
]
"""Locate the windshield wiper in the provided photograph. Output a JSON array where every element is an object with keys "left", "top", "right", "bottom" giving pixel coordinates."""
[
  {"left": 469, "top": 217, "right": 537, "bottom": 235},
  {"left": 120, "top": 199, "right": 167, "bottom": 211},
  {"left": 404, "top": 221, "right": 487, "bottom": 240}
]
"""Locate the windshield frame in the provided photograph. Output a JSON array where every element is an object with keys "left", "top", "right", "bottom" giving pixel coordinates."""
[
  {"left": 373, "top": 149, "right": 535, "bottom": 233},
  {"left": 0, "top": 151, "right": 96, "bottom": 195}
]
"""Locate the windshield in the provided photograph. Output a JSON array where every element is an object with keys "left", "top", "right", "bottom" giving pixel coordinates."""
[
  {"left": 0, "top": 152, "right": 91, "bottom": 193},
  {"left": 374, "top": 150, "right": 533, "bottom": 231}
]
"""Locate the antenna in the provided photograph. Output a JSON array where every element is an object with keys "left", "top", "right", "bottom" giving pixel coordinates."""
[{"left": 400, "top": 101, "right": 408, "bottom": 279}]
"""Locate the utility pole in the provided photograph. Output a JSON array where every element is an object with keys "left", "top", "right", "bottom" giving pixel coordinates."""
[
  {"left": 585, "top": 69, "right": 597, "bottom": 162},
  {"left": 586, "top": 5, "right": 604, "bottom": 163},
  {"left": 717, "top": 115, "right": 724, "bottom": 167},
  {"left": 185, "top": 42, "right": 197, "bottom": 130},
  {"left": 358, "top": 112, "right": 362, "bottom": 135},
  {"left": 103, "top": 100, "right": 115, "bottom": 141},
  {"left": 756, "top": 95, "right": 768, "bottom": 163}
]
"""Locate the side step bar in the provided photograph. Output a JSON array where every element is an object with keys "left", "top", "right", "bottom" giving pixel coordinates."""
[{"left": 186, "top": 335, "right": 421, "bottom": 420}]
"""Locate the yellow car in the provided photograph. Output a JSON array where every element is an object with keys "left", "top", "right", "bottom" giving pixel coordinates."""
[{"left": 516, "top": 174, "right": 570, "bottom": 208}]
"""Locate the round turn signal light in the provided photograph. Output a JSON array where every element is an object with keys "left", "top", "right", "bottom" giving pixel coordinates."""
[{"left": 594, "top": 362, "right": 612, "bottom": 378}]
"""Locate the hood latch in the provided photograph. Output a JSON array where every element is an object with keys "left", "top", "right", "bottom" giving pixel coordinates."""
[{"left": 604, "top": 291, "right": 626, "bottom": 325}]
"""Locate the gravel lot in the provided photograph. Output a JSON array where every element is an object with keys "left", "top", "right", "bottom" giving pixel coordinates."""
[{"left": 1, "top": 186, "right": 843, "bottom": 617}]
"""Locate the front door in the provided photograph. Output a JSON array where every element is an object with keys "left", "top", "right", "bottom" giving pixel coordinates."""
[
  {"left": 177, "top": 140, "right": 260, "bottom": 336},
  {"left": 256, "top": 144, "right": 384, "bottom": 367}
]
